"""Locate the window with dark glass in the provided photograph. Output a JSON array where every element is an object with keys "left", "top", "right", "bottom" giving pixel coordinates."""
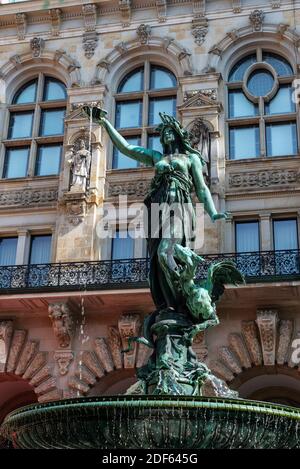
[
  {"left": 3, "top": 76, "right": 66, "bottom": 179},
  {"left": 114, "top": 64, "right": 177, "bottom": 169},
  {"left": 227, "top": 51, "right": 297, "bottom": 159},
  {"left": 0, "top": 237, "right": 17, "bottom": 266}
]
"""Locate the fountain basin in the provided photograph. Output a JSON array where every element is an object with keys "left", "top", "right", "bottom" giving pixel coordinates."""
[{"left": 1, "top": 395, "right": 300, "bottom": 449}]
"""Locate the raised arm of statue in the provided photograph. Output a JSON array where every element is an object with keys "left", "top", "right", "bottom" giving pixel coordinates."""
[
  {"left": 83, "top": 106, "right": 162, "bottom": 167},
  {"left": 190, "top": 152, "right": 228, "bottom": 222}
]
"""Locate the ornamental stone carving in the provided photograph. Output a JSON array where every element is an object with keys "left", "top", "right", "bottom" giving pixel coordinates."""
[
  {"left": 0, "top": 321, "right": 13, "bottom": 372},
  {"left": 81, "top": 351, "right": 104, "bottom": 378},
  {"left": 83, "top": 32, "right": 98, "bottom": 59},
  {"left": 241, "top": 321, "right": 262, "bottom": 366},
  {"left": 218, "top": 346, "right": 242, "bottom": 375},
  {"left": 184, "top": 89, "right": 217, "bottom": 102},
  {"left": 30, "top": 37, "right": 45, "bottom": 58},
  {"left": 192, "top": 24, "right": 208, "bottom": 46},
  {"left": 54, "top": 350, "right": 74, "bottom": 376},
  {"left": 6, "top": 330, "right": 27, "bottom": 373},
  {"left": 15, "top": 340, "right": 39, "bottom": 376},
  {"left": 249, "top": 9, "right": 264, "bottom": 31},
  {"left": 107, "top": 326, "right": 123, "bottom": 370},
  {"left": 229, "top": 170, "right": 300, "bottom": 189},
  {"left": 119, "top": 0, "right": 131, "bottom": 27},
  {"left": 108, "top": 180, "right": 151, "bottom": 198},
  {"left": 136, "top": 24, "right": 151, "bottom": 45},
  {"left": 256, "top": 310, "right": 279, "bottom": 366},
  {"left": 277, "top": 320, "right": 294, "bottom": 365},
  {"left": 94, "top": 337, "right": 114, "bottom": 373},
  {"left": 49, "top": 9, "right": 61, "bottom": 36},
  {"left": 232, "top": 0, "right": 241, "bottom": 13},
  {"left": 82, "top": 4, "right": 97, "bottom": 32},
  {"left": 48, "top": 303, "right": 74, "bottom": 349},
  {"left": 0, "top": 189, "right": 58, "bottom": 208},
  {"left": 228, "top": 333, "right": 251, "bottom": 369},
  {"left": 193, "top": 0, "right": 206, "bottom": 18},
  {"left": 192, "top": 332, "right": 208, "bottom": 362},
  {"left": 156, "top": 0, "right": 167, "bottom": 22},
  {"left": 15, "top": 13, "right": 27, "bottom": 40},
  {"left": 118, "top": 313, "right": 141, "bottom": 369}
]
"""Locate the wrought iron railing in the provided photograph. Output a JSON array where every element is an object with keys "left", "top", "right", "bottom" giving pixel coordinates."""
[{"left": 0, "top": 250, "right": 299, "bottom": 294}]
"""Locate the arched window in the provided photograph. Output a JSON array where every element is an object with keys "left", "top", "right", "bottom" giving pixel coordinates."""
[
  {"left": 113, "top": 64, "right": 177, "bottom": 169},
  {"left": 227, "top": 50, "right": 297, "bottom": 160},
  {"left": 2, "top": 75, "right": 67, "bottom": 179}
]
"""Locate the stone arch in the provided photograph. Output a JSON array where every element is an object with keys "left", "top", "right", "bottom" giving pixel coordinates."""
[
  {"left": 0, "top": 321, "right": 61, "bottom": 404},
  {"left": 95, "top": 36, "right": 193, "bottom": 93},
  {"left": 208, "top": 24, "right": 299, "bottom": 80},
  {"left": 0, "top": 49, "right": 81, "bottom": 104},
  {"left": 210, "top": 310, "right": 299, "bottom": 394}
]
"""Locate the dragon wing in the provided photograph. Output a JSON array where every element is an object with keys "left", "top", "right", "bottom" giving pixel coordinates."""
[{"left": 205, "top": 260, "right": 245, "bottom": 303}]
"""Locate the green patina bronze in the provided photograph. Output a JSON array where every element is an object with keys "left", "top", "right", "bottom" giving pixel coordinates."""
[
  {"left": 84, "top": 107, "right": 244, "bottom": 396},
  {"left": 1, "top": 396, "right": 300, "bottom": 449}
]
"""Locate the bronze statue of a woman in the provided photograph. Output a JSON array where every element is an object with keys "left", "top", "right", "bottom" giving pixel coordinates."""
[{"left": 85, "top": 106, "right": 243, "bottom": 396}]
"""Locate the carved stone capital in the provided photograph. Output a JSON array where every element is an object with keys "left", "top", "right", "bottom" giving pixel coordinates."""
[
  {"left": 48, "top": 303, "right": 74, "bottom": 349},
  {"left": 54, "top": 350, "right": 74, "bottom": 376},
  {"left": 118, "top": 313, "right": 141, "bottom": 368}
]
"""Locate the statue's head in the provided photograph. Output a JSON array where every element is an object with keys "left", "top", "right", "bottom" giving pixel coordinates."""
[
  {"left": 79, "top": 139, "right": 85, "bottom": 149},
  {"left": 157, "top": 113, "right": 204, "bottom": 165}
]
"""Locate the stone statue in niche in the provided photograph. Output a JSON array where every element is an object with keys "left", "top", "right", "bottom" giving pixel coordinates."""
[{"left": 67, "top": 139, "right": 91, "bottom": 193}]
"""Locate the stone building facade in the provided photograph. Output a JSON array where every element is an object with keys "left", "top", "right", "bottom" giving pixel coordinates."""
[{"left": 1, "top": 0, "right": 300, "bottom": 426}]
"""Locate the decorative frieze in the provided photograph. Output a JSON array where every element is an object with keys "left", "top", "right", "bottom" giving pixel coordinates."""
[
  {"left": 30, "top": 37, "right": 44, "bottom": 58},
  {"left": 270, "top": 0, "right": 281, "bottom": 8},
  {"left": 119, "top": 0, "right": 131, "bottom": 27},
  {"left": 0, "top": 321, "right": 13, "bottom": 372},
  {"left": 277, "top": 320, "right": 294, "bottom": 365},
  {"left": 0, "top": 189, "right": 58, "bottom": 208},
  {"left": 6, "top": 330, "right": 27, "bottom": 373},
  {"left": 218, "top": 346, "right": 242, "bottom": 375},
  {"left": 184, "top": 89, "right": 217, "bottom": 102},
  {"left": 241, "top": 321, "right": 262, "bottom": 366},
  {"left": 229, "top": 169, "right": 300, "bottom": 190},
  {"left": 118, "top": 313, "right": 141, "bottom": 369},
  {"left": 108, "top": 180, "right": 151, "bottom": 198},
  {"left": 82, "top": 4, "right": 97, "bottom": 32},
  {"left": 94, "top": 338, "right": 114, "bottom": 373},
  {"left": 136, "top": 24, "right": 151, "bottom": 45},
  {"left": 107, "top": 326, "right": 123, "bottom": 370},
  {"left": 249, "top": 9, "right": 264, "bottom": 31},
  {"left": 156, "top": 0, "right": 167, "bottom": 23},
  {"left": 15, "top": 340, "right": 39, "bottom": 376},
  {"left": 49, "top": 9, "right": 61, "bottom": 36},
  {"left": 256, "top": 310, "right": 279, "bottom": 366},
  {"left": 22, "top": 352, "right": 48, "bottom": 380},
  {"left": 48, "top": 303, "right": 74, "bottom": 349},
  {"left": 81, "top": 351, "right": 104, "bottom": 378},
  {"left": 54, "top": 350, "right": 74, "bottom": 376},
  {"left": 15, "top": 13, "right": 27, "bottom": 40},
  {"left": 228, "top": 333, "right": 251, "bottom": 369}
]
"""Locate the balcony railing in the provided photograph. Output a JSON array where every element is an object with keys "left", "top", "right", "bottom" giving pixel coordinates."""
[{"left": 0, "top": 249, "right": 299, "bottom": 294}]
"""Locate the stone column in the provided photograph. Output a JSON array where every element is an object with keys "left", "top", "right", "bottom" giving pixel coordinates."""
[{"left": 15, "top": 229, "right": 30, "bottom": 265}]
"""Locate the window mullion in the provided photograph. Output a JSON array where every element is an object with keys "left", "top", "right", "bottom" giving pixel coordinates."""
[{"left": 259, "top": 97, "right": 266, "bottom": 157}]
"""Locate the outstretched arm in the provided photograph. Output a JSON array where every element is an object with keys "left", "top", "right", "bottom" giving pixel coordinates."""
[
  {"left": 190, "top": 153, "right": 228, "bottom": 222},
  {"left": 84, "top": 106, "right": 162, "bottom": 166}
]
